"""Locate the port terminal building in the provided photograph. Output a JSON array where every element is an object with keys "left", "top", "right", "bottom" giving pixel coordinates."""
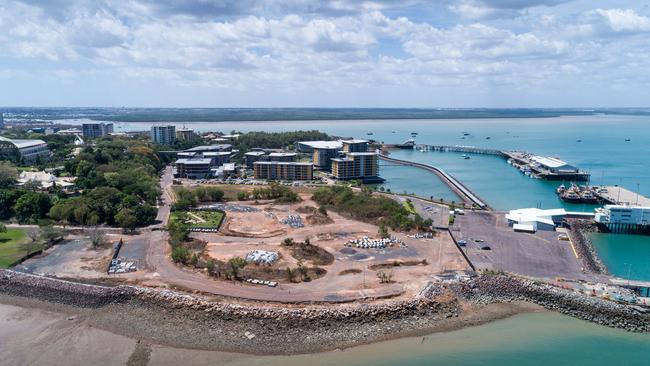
[{"left": 595, "top": 205, "right": 650, "bottom": 234}]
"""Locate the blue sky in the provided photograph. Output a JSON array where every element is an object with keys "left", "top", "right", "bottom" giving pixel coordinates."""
[{"left": 1, "top": 0, "right": 649, "bottom": 108}]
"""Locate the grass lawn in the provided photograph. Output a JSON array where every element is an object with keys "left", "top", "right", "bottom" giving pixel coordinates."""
[
  {"left": 170, "top": 211, "right": 225, "bottom": 228},
  {"left": 0, "top": 228, "right": 40, "bottom": 268}
]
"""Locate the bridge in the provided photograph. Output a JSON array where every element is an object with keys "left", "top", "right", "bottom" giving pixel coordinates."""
[{"left": 378, "top": 152, "right": 489, "bottom": 209}]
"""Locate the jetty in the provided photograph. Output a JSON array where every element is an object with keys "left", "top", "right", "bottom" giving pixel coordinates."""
[
  {"left": 377, "top": 152, "right": 489, "bottom": 209},
  {"left": 388, "top": 143, "right": 590, "bottom": 182},
  {"left": 595, "top": 186, "right": 650, "bottom": 206}
]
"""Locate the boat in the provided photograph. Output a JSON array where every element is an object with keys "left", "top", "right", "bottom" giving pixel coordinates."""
[
  {"left": 579, "top": 190, "right": 599, "bottom": 204},
  {"left": 463, "top": 132, "right": 470, "bottom": 136},
  {"left": 392, "top": 131, "right": 396, "bottom": 133},
  {"left": 560, "top": 191, "right": 582, "bottom": 203},
  {"left": 411, "top": 132, "right": 418, "bottom": 136},
  {"left": 461, "top": 154, "right": 470, "bottom": 159},
  {"left": 485, "top": 136, "right": 491, "bottom": 140},
  {"left": 576, "top": 139, "right": 582, "bottom": 142},
  {"left": 625, "top": 138, "right": 631, "bottom": 141},
  {"left": 367, "top": 132, "right": 374, "bottom": 136}
]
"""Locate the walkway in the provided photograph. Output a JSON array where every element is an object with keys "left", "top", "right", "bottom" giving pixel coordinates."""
[{"left": 378, "top": 153, "right": 489, "bottom": 209}]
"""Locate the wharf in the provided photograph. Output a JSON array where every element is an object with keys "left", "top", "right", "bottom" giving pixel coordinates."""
[
  {"left": 504, "top": 151, "right": 590, "bottom": 181},
  {"left": 394, "top": 144, "right": 590, "bottom": 182},
  {"left": 596, "top": 186, "right": 650, "bottom": 206}
]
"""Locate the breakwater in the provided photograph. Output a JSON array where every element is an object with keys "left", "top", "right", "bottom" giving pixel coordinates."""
[
  {"left": 566, "top": 219, "right": 608, "bottom": 274},
  {"left": 2, "top": 269, "right": 648, "bottom": 355},
  {"left": 0, "top": 269, "right": 459, "bottom": 354},
  {"left": 378, "top": 152, "right": 489, "bottom": 209},
  {"left": 454, "top": 275, "right": 650, "bottom": 333}
]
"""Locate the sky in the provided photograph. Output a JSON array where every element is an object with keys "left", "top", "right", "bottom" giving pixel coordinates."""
[{"left": 1, "top": 0, "right": 649, "bottom": 108}]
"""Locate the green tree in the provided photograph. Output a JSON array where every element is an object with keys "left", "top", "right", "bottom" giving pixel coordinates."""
[
  {"left": 40, "top": 225, "right": 65, "bottom": 244},
  {"left": 14, "top": 192, "right": 52, "bottom": 223},
  {"left": 115, "top": 208, "right": 137, "bottom": 232},
  {"left": 378, "top": 224, "right": 389, "bottom": 239},
  {"left": 0, "top": 161, "right": 18, "bottom": 187}
]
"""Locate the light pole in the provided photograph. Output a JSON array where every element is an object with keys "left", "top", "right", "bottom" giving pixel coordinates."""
[{"left": 636, "top": 183, "right": 640, "bottom": 206}]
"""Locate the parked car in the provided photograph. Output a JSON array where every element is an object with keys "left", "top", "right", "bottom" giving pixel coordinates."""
[
  {"left": 457, "top": 239, "right": 467, "bottom": 246},
  {"left": 479, "top": 245, "right": 491, "bottom": 250}
]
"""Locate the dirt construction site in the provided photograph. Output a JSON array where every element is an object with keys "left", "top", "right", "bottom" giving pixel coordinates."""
[{"left": 15, "top": 178, "right": 472, "bottom": 303}]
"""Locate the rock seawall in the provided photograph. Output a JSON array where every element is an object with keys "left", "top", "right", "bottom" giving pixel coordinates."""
[
  {"left": 455, "top": 275, "right": 650, "bottom": 333},
  {"left": 566, "top": 219, "right": 607, "bottom": 274}
]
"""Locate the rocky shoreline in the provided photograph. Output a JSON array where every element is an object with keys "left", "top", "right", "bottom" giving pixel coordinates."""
[
  {"left": 566, "top": 219, "right": 608, "bottom": 274},
  {"left": 453, "top": 274, "right": 650, "bottom": 333},
  {"left": 1, "top": 269, "right": 648, "bottom": 355}
]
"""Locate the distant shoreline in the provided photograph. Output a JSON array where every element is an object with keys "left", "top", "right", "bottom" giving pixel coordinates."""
[{"left": 4, "top": 107, "right": 650, "bottom": 124}]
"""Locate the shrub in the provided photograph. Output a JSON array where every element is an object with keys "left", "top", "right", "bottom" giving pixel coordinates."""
[{"left": 171, "top": 246, "right": 191, "bottom": 264}]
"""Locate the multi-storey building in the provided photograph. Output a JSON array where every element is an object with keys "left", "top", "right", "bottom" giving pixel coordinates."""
[
  {"left": 203, "top": 151, "right": 231, "bottom": 167},
  {"left": 331, "top": 152, "right": 379, "bottom": 181},
  {"left": 253, "top": 161, "right": 313, "bottom": 181},
  {"left": 174, "top": 158, "right": 212, "bottom": 179},
  {"left": 82, "top": 122, "right": 114, "bottom": 139},
  {"left": 342, "top": 139, "right": 369, "bottom": 153},
  {"left": 175, "top": 127, "right": 196, "bottom": 141},
  {"left": 268, "top": 152, "right": 296, "bottom": 162},
  {"left": 244, "top": 151, "right": 266, "bottom": 169},
  {"left": 150, "top": 125, "right": 176, "bottom": 145}
]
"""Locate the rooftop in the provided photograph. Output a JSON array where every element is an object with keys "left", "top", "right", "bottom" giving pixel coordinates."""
[
  {"left": 0, "top": 136, "right": 47, "bottom": 149},
  {"left": 298, "top": 141, "right": 343, "bottom": 149},
  {"left": 342, "top": 139, "right": 369, "bottom": 144},
  {"left": 185, "top": 144, "right": 232, "bottom": 152},
  {"left": 245, "top": 151, "right": 266, "bottom": 156},
  {"left": 531, "top": 156, "right": 570, "bottom": 168},
  {"left": 175, "top": 158, "right": 212, "bottom": 165},
  {"left": 269, "top": 152, "right": 296, "bottom": 157},
  {"left": 202, "top": 151, "right": 231, "bottom": 157},
  {"left": 254, "top": 161, "right": 312, "bottom": 166},
  {"left": 347, "top": 152, "right": 377, "bottom": 156}
]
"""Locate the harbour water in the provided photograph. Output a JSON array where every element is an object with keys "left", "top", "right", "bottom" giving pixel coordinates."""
[
  {"left": 68, "top": 115, "right": 650, "bottom": 279},
  {"left": 223, "top": 312, "right": 650, "bottom": 366}
]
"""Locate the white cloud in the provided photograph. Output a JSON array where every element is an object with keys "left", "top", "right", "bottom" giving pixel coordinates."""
[
  {"left": 595, "top": 8, "right": 650, "bottom": 33},
  {"left": 1, "top": 1, "right": 650, "bottom": 106}
]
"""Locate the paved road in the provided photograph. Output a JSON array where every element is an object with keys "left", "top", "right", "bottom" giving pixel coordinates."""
[{"left": 455, "top": 211, "right": 592, "bottom": 281}]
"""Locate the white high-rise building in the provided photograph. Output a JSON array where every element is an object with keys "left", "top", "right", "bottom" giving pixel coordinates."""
[{"left": 150, "top": 125, "right": 176, "bottom": 145}]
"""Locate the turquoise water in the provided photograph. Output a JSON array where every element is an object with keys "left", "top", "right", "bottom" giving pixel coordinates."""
[
  {"left": 225, "top": 312, "right": 650, "bottom": 366},
  {"left": 78, "top": 115, "right": 650, "bottom": 280},
  {"left": 591, "top": 233, "right": 650, "bottom": 281}
]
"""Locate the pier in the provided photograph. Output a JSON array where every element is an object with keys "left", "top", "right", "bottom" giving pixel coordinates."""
[
  {"left": 596, "top": 186, "right": 650, "bottom": 206},
  {"left": 378, "top": 152, "right": 489, "bottom": 209},
  {"left": 396, "top": 144, "right": 590, "bottom": 182}
]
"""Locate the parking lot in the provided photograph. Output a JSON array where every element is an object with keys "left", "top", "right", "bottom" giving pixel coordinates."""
[{"left": 454, "top": 211, "right": 588, "bottom": 280}]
